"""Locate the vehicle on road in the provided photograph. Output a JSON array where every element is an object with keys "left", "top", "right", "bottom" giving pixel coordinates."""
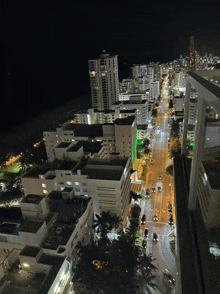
[
  {"left": 157, "top": 186, "right": 161, "bottom": 192},
  {"left": 163, "top": 269, "right": 175, "bottom": 286},
  {"left": 150, "top": 159, "right": 153, "bottom": 164},
  {"left": 153, "top": 214, "right": 158, "bottom": 222},
  {"left": 158, "top": 175, "right": 162, "bottom": 180},
  {"left": 153, "top": 233, "right": 158, "bottom": 241},
  {"left": 144, "top": 228, "right": 149, "bottom": 237},
  {"left": 168, "top": 203, "right": 172, "bottom": 212},
  {"left": 142, "top": 239, "right": 147, "bottom": 248},
  {"left": 169, "top": 214, "right": 174, "bottom": 225},
  {"left": 141, "top": 214, "right": 146, "bottom": 224},
  {"left": 151, "top": 187, "right": 155, "bottom": 193},
  {"left": 145, "top": 188, "right": 150, "bottom": 198}
]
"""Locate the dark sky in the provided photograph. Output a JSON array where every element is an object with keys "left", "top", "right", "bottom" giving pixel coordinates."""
[{"left": 2, "top": 0, "right": 220, "bottom": 133}]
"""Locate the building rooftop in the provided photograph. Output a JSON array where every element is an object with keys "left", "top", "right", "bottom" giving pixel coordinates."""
[
  {"left": 55, "top": 142, "right": 71, "bottom": 148},
  {"left": 114, "top": 116, "right": 136, "bottom": 125},
  {"left": 202, "top": 161, "right": 220, "bottom": 190},
  {"left": 19, "top": 220, "right": 44, "bottom": 233},
  {"left": 42, "top": 197, "right": 90, "bottom": 250},
  {"left": 113, "top": 100, "right": 147, "bottom": 105},
  {"left": 0, "top": 259, "right": 47, "bottom": 294},
  {"left": 83, "top": 157, "right": 128, "bottom": 180},
  {"left": 20, "top": 245, "right": 41, "bottom": 257},
  {"left": 63, "top": 123, "right": 103, "bottom": 137},
  {"left": 0, "top": 222, "right": 18, "bottom": 235},
  {"left": 67, "top": 140, "right": 102, "bottom": 154},
  {"left": 21, "top": 194, "right": 44, "bottom": 205}
]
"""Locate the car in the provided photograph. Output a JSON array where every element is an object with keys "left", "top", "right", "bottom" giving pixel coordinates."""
[
  {"left": 145, "top": 188, "right": 150, "bottom": 198},
  {"left": 157, "top": 186, "right": 161, "bottom": 192},
  {"left": 150, "top": 159, "right": 153, "bottom": 164},
  {"left": 168, "top": 203, "right": 172, "bottom": 212},
  {"left": 163, "top": 269, "right": 175, "bottom": 285},
  {"left": 142, "top": 239, "right": 147, "bottom": 248},
  {"left": 153, "top": 214, "right": 158, "bottom": 222},
  {"left": 158, "top": 175, "right": 162, "bottom": 180},
  {"left": 151, "top": 187, "right": 155, "bottom": 193},
  {"left": 153, "top": 233, "right": 158, "bottom": 241},
  {"left": 141, "top": 214, "right": 146, "bottom": 224},
  {"left": 144, "top": 228, "right": 149, "bottom": 237},
  {"left": 169, "top": 214, "right": 174, "bottom": 225}
]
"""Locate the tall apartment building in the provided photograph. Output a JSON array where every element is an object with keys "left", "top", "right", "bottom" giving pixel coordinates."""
[
  {"left": 174, "top": 69, "right": 220, "bottom": 294},
  {"left": 88, "top": 52, "right": 119, "bottom": 110},
  {"left": 150, "top": 81, "right": 159, "bottom": 100}
]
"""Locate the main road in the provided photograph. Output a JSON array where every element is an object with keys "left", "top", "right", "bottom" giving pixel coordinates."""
[{"left": 140, "top": 77, "right": 176, "bottom": 293}]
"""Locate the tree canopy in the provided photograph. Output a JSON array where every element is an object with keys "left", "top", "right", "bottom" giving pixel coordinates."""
[{"left": 73, "top": 205, "right": 158, "bottom": 294}]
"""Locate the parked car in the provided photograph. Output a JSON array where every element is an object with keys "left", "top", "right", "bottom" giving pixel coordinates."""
[
  {"left": 158, "top": 175, "right": 162, "bottom": 180},
  {"left": 151, "top": 187, "right": 155, "bottom": 193},
  {"left": 163, "top": 269, "right": 175, "bottom": 286},
  {"left": 144, "top": 228, "right": 149, "bottom": 237},
  {"left": 157, "top": 186, "right": 161, "bottom": 192},
  {"left": 150, "top": 159, "right": 153, "bottom": 164},
  {"left": 142, "top": 239, "right": 147, "bottom": 248},
  {"left": 145, "top": 188, "right": 150, "bottom": 198},
  {"left": 141, "top": 214, "right": 146, "bottom": 224},
  {"left": 153, "top": 214, "right": 158, "bottom": 222},
  {"left": 168, "top": 203, "right": 172, "bottom": 212},
  {"left": 153, "top": 233, "right": 158, "bottom": 241},
  {"left": 169, "top": 214, "right": 174, "bottom": 225}
]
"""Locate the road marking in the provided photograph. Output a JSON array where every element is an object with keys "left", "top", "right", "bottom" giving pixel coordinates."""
[{"left": 146, "top": 221, "right": 168, "bottom": 225}]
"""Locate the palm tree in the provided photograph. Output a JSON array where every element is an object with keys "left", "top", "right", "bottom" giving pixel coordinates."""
[
  {"left": 130, "top": 191, "right": 142, "bottom": 202},
  {"left": 93, "top": 211, "right": 122, "bottom": 240}
]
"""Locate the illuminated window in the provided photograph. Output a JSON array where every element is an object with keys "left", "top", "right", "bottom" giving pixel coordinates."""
[
  {"left": 43, "top": 189, "right": 48, "bottom": 194},
  {"left": 74, "top": 182, "right": 79, "bottom": 186},
  {"left": 66, "top": 181, "right": 72, "bottom": 186},
  {"left": 42, "top": 184, "right": 46, "bottom": 188}
]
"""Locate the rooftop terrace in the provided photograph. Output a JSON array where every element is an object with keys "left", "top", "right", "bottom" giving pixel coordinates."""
[
  {"left": 67, "top": 140, "right": 102, "bottom": 154},
  {"left": 19, "top": 220, "right": 44, "bottom": 233},
  {"left": 21, "top": 194, "right": 44, "bottom": 205},
  {"left": 63, "top": 123, "right": 103, "bottom": 137},
  {"left": 20, "top": 245, "right": 41, "bottom": 257}
]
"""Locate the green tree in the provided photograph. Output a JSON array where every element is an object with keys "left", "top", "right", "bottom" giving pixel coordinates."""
[
  {"left": 151, "top": 108, "right": 157, "bottom": 118},
  {"left": 143, "top": 138, "right": 150, "bottom": 147},
  {"left": 169, "top": 139, "right": 181, "bottom": 158},
  {"left": 165, "top": 164, "right": 173, "bottom": 176},
  {"left": 130, "top": 191, "right": 142, "bottom": 202},
  {"left": 169, "top": 99, "right": 173, "bottom": 109},
  {"left": 170, "top": 118, "right": 180, "bottom": 139}
]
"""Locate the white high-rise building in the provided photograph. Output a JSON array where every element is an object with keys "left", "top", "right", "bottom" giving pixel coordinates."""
[{"left": 88, "top": 52, "right": 119, "bottom": 110}]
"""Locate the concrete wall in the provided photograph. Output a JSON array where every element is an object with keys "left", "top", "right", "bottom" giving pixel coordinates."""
[{"left": 22, "top": 177, "right": 55, "bottom": 196}]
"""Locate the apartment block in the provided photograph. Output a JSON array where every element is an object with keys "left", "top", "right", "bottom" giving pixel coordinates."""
[
  {"left": 83, "top": 155, "right": 131, "bottom": 227},
  {"left": 74, "top": 108, "right": 136, "bottom": 124},
  {"left": 112, "top": 100, "right": 148, "bottom": 125},
  {"left": 88, "top": 52, "right": 119, "bottom": 110}
]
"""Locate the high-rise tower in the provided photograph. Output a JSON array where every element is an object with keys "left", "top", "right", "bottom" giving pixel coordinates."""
[
  {"left": 88, "top": 51, "right": 119, "bottom": 110},
  {"left": 189, "top": 35, "right": 196, "bottom": 71}
]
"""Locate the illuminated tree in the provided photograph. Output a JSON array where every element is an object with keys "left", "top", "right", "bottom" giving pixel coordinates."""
[
  {"left": 169, "top": 139, "right": 181, "bottom": 158},
  {"left": 130, "top": 191, "right": 142, "bottom": 202},
  {"left": 166, "top": 164, "right": 173, "bottom": 176}
]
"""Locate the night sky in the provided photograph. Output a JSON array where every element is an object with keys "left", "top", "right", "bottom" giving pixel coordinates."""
[{"left": 2, "top": 0, "right": 220, "bottom": 133}]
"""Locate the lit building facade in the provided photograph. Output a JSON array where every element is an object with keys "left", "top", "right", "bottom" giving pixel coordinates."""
[{"left": 88, "top": 53, "right": 119, "bottom": 110}]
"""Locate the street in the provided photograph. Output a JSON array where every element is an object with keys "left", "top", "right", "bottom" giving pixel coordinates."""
[{"left": 140, "top": 78, "right": 176, "bottom": 293}]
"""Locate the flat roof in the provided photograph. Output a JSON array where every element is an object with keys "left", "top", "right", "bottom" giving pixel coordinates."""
[
  {"left": 114, "top": 116, "right": 136, "bottom": 125},
  {"left": 113, "top": 100, "right": 147, "bottom": 105},
  {"left": 56, "top": 160, "right": 78, "bottom": 171},
  {"left": 202, "top": 161, "right": 220, "bottom": 190},
  {"left": 83, "top": 157, "right": 128, "bottom": 180},
  {"left": 19, "top": 220, "right": 44, "bottom": 233},
  {"left": 67, "top": 140, "right": 102, "bottom": 154},
  {"left": 20, "top": 246, "right": 41, "bottom": 257},
  {"left": 0, "top": 222, "right": 18, "bottom": 234},
  {"left": 21, "top": 194, "right": 44, "bottom": 205},
  {"left": 55, "top": 142, "right": 71, "bottom": 148},
  {"left": 42, "top": 197, "right": 90, "bottom": 250},
  {"left": 63, "top": 123, "right": 103, "bottom": 137}
]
